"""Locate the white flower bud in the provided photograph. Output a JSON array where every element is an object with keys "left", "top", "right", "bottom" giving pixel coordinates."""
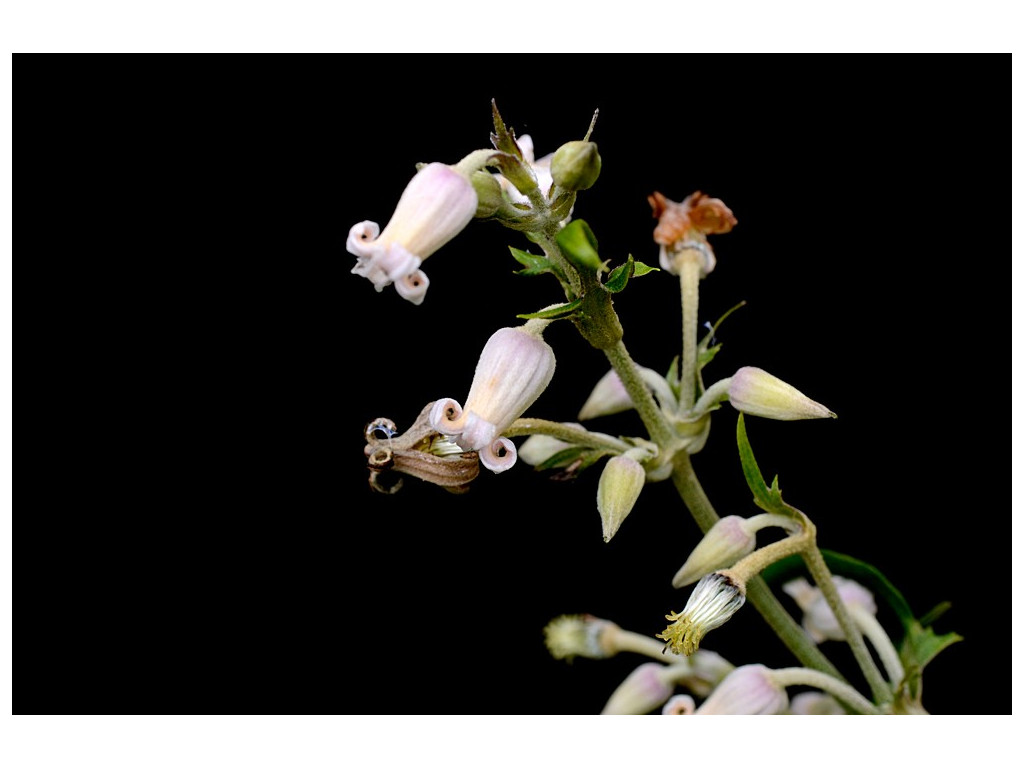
[
  {"left": 695, "top": 664, "right": 789, "bottom": 715},
  {"left": 517, "top": 428, "right": 580, "bottom": 466},
  {"left": 429, "top": 325, "right": 556, "bottom": 473},
  {"left": 346, "top": 162, "right": 477, "bottom": 304},
  {"left": 601, "top": 663, "right": 682, "bottom": 715},
  {"left": 578, "top": 366, "right": 675, "bottom": 420},
  {"left": 672, "top": 516, "right": 758, "bottom": 588},
  {"left": 597, "top": 455, "right": 646, "bottom": 542},
  {"left": 788, "top": 691, "right": 847, "bottom": 715},
  {"left": 661, "top": 694, "right": 696, "bottom": 715},
  {"left": 783, "top": 576, "right": 877, "bottom": 643},
  {"left": 727, "top": 366, "right": 836, "bottom": 421}
]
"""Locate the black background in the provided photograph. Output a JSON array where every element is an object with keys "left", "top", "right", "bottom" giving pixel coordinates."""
[{"left": 19, "top": 55, "right": 1008, "bottom": 714}]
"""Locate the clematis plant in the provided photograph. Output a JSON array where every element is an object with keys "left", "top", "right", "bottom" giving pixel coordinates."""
[{"left": 350, "top": 101, "right": 962, "bottom": 715}]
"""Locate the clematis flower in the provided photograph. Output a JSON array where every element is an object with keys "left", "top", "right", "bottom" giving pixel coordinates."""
[
  {"left": 429, "top": 322, "right": 556, "bottom": 473},
  {"left": 347, "top": 162, "right": 478, "bottom": 304},
  {"left": 657, "top": 571, "right": 746, "bottom": 656}
]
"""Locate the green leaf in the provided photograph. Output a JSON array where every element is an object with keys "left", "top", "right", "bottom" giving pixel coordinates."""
[
  {"left": 534, "top": 445, "right": 592, "bottom": 471},
  {"left": 604, "top": 257, "right": 633, "bottom": 293},
  {"left": 698, "top": 343, "right": 723, "bottom": 369},
  {"left": 556, "top": 219, "right": 604, "bottom": 272},
  {"left": 665, "top": 356, "right": 681, "bottom": 399},
  {"left": 917, "top": 601, "right": 952, "bottom": 627},
  {"left": 631, "top": 260, "right": 658, "bottom": 277},
  {"left": 509, "top": 247, "right": 555, "bottom": 276},
  {"left": 697, "top": 300, "right": 747, "bottom": 362},
  {"left": 603, "top": 255, "right": 660, "bottom": 294},
  {"left": 516, "top": 298, "right": 583, "bottom": 320},
  {"left": 736, "top": 414, "right": 794, "bottom": 516}
]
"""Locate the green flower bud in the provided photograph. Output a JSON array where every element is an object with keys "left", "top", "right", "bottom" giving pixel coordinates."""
[
  {"left": 470, "top": 171, "right": 504, "bottom": 218},
  {"left": 551, "top": 140, "right": 602, "bottom": 191},
  {"left": 596, "top": 454, "right": 646, "bottom": 542}
]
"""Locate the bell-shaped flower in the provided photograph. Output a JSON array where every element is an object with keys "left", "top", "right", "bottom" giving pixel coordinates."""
[
  {"left": 694, "top": 664, "right": 789, "bottom": 715},
  {"left": 347, "top": 162, "right": 478, "bottom": 304},
  {"left": 429, "top": 323, "right": 556, "bottom": 473}
]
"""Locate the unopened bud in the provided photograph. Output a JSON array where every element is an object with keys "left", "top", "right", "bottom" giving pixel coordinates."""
[
  {"left": 789, "top": 691, "right": 847, "bottom": 715},
  {"left": 728, "top": 366, "right": 836, "bottom": 421},
  {"left": 470, "top": 170, "right": 504, "bottom": 218},
  {"left": 695, "top": 664, "right": 789, "bottom": 715},
  {"left": 550, "top": 140, "right": 602, "bottom": 192},
  {"left": 597, "top": 455, "right": 646, "bottom": 542},
  {"left": 600, "top": 662, "right": 682, "bottom": 715},
  {"left": 672, "top": 516, "right": 758, "bottom": 588}
]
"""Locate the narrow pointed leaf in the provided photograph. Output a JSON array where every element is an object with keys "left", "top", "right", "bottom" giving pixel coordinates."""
[{"left": 516, "top": 298, "right": 583, "bottom": 320}]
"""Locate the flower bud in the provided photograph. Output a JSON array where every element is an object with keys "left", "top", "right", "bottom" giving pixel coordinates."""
[
  {"left": 470, "top": 170, "right": 504, "bottom": 218},
  {"left": 430, "top": 324, "right": 556, "bottom": 473},
  {"left": 672, "top": 515, "right": 758, "bottom": 588},
  {"left": 578, "top": 366, "right": 675, "bottom": 421},
  {"left": 597, "top": 455, "right": 646, "bottom": 542},
  {"left": 695, "top": 664, "right": 789, "bottom": 715},
  {"left": 782, "top": 576, "right": 877, "bottom": 643},
  {"left": 661, "top": 694, "right": 696, "bottom": 715},
  {"left": 550, "top": 140, "right": 602, "bottom": 191},
  {"left": 727, "top": 366, "right": 836, "bottom": 421},
  {"left": 788, "top": 691, "right": 847, "bottom": 715},
  {"left": 600, "top": 663, "right": 680, "bottom": 715},
  {"left": 517, "top": 431, "right": 575, "bottom": 467}
]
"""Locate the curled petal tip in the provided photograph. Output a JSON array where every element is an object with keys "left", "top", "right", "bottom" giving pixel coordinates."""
[
  {"left": 429, "top": 398, "right": 464, "bottom": 435},
  {"left": 479, "top": 437, "right": 517, "bottom": 473},
  {"left": 346, "top": 221, "right": 380, "bottom": 258},
  {"left": 394, "top": 269, "right": 429, "bottom": 304}
]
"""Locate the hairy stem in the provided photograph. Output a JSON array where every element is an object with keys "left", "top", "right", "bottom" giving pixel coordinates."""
[
  {"left": 802, "top": 546, "right": 893, "bottom": 706},
  {"left": 677, "top": 253, "right": 702, "bottom": 411},
  {"left": 671, "top": 452, "right": 845, "bottom": 682},
  {"left": 505, "top": 418, "right": 633, "bottom": 453},
  {"left": 603, "top": 341, "right": 677, "bottom": 450}
]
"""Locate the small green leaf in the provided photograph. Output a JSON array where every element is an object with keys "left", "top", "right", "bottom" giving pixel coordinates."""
[
  {"left": 698, "top": 343, "right": 722, "bottom": 369},
  {"left": 534, "top": 445, "right": 591, "bottom": 471},
  {"left": 665, "top": 356, "right": 681, "bottom": 399},
  {"left": 917, "top": 601, "right": 952, "bottom": 627},
  {"left": 697, "top": 300, "right": 747, "bottom": 360},
  {"left": 604, "top": 257, "right": 633, "bottom": 293},
  {"left": 736, "top": 414, "right": 778, "bottom": 511},
  {"left": 509, "top": 246, "right": 555, "bottom": 276},
  {"left": 516, "top": 298, "right": 583, "bottom": 320},
  {"left": 630, "top": 260, "right": 658, "bottom": 277}
]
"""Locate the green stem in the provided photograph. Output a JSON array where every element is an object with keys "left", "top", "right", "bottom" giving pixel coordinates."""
[
  {"left": 802, "top": 546, "right": 893, "bottom": 706},
  {"left": 603, "top": 340, "right": 676, "bottom": 450},
  {"left": 505, "top": 418, "right": 633, "bottom": 454},
  {"left": 670, "top": 452, "right": 845, "bottom": 682}
]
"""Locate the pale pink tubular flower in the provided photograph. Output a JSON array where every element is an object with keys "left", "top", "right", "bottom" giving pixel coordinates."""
[
  {"left": 347, "top": 162, "right": 477, "bottom": 304},
  {"left": 429, "top": 323, "right": 556, "bottom": 473},
  {"left": 694, "top": 664, "right": 789, "bottom": 715}
]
